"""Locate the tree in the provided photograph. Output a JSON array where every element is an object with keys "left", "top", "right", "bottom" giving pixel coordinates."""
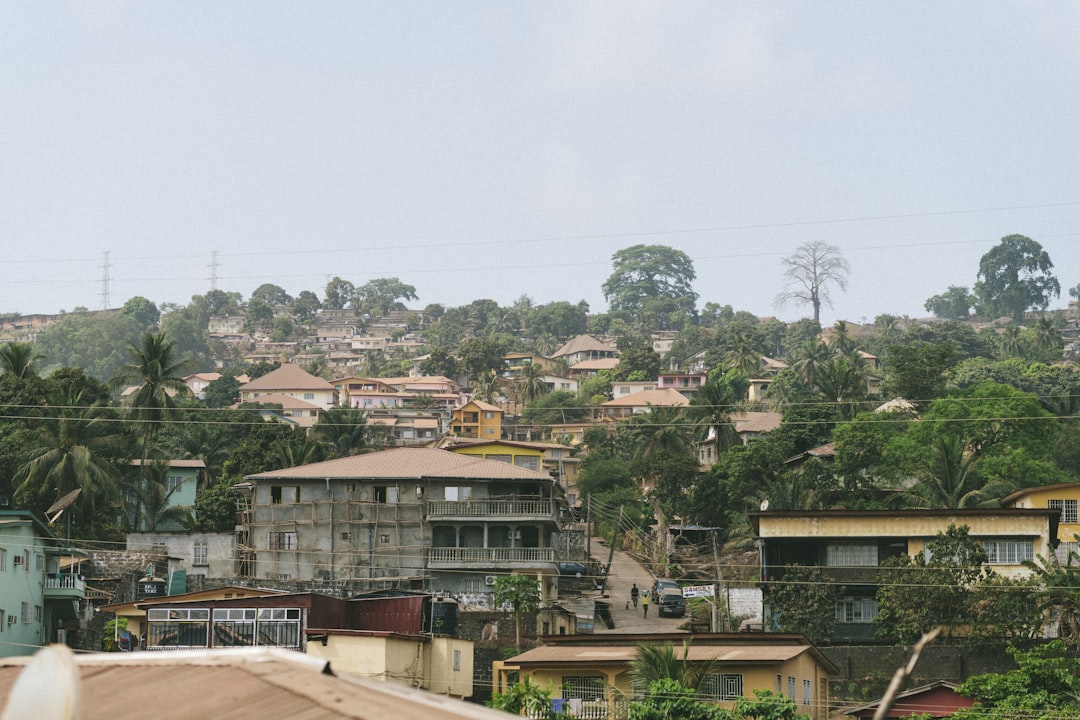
[
  {"left": 314, "top": 408, "right": 388, "bottom": 457},
  {"left": 456, "top": 337, "right": 507, "bottom": 381},
  {"left": 121, "top": 296, "right": 161, "bottom": 328},
  {"left": 111, "top": 332, "right": 193, "bottom": 527},
  {"left": 602, "top": 244, "right": 698, "bottom": 328},
  {"left": 0, "top": 342, "right": 42, "bottom": 379},
  {"left": 323, "top": 277, "right": 355, "bottom": 310},
  {"left": 611, "top": 343, "right": 661, "bottom": 382},
  {"left": 492, "top": 574, "right": 541, "bottom": 648},
  {"left": 630, "top": 640, "right": 718, "bottom": 696},
  {"left": 516, "top": 362, "right": 549, "bottom": 404},
  {"left": 875, "top": 524, "right": 991, "bottom": 643},
  {"left": 953, "top": 641, "right": 1080, "bottom": 719},
  {"left": 774, "top": 241, "right": 849, "bottom": 325},
  {"left": 250, "top": 283, "right": 293, "bottom": 307},
  {"left": 292, "top": 290, "right": 322, "bottom": 323},
  {"left": 527, "top": 301, "right": 588, "bottom": 340},
  {"left": 33, "top": 309, "right": 145, "bottom": 381},
  {"left": 1023, "top": 544, "right": 1080, "bottom": 648},
  {"left": 204, "top": 374, "right": 240, "bottom": 407},
  {"left": 487, "top": 677, "right": 561, "bottom": 719},
  {"left": 924, "top": 286, "right": 975, "bottom": 320},
  {"left": 974, "top": 234, "right": 1060, "bottom": 322},
  {"left": 763, "top": 566, "right": 839, "bottom": 643},
  {"left": 630, "top": 679, "right": 724, "bottom": 720},
  {"left": 353, "top": 277, "right": 418, "bottom": 317}
]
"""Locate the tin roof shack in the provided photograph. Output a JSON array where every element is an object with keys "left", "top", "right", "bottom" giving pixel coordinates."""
[
  {"left": 495, "top": 633, "right": 836, "bottom": 720},
  {"left": 844, "top": 681, "right": 974, "bottom": 719},
  {"left": 308, "top": 593, "right": 473, "bottom": 698},
  {"left": 0, "top": 645, "right": 511, "bottom": 720}
]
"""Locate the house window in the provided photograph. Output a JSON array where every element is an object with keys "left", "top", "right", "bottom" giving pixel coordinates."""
[
  {"left": 1049, "top": 499, "right": 1078, "bottom": 523},
  {"left": 826, "top": 544, "right": 878, "bottom": 567},
  {"left": 485, "top": 428, "right": 495, "bottom": 434},
  {"left": 34, "top": 606, "right": 42, "bottom": 623},
  {"left": 380, "top": 534, "right": 390, "bottom": 544},
  {"left": 147, "top": 608, "right": 210, "bottom": 648},
  {"left": 700, "top": 674, "right": 744, "bottom": 701},
  {"left": 21, "top": 602, "right": 30, "bottom": 624},
  {"left": 835, "top": 596, "right": 878, "bottom": 624},
  {"left": 982, "top": 539, "right": 1034, "bottom": 564},
  {"left": 22, "top": 550, "right": 29, "bottom": 571},
  {"left": 487, "top": 454, "right": 512, "bottom": 464},
  {"left": 514, "top": 456, "right": 541, "bottom": 472},
  {"left": 212, "top": 608, "right": 256, "bottom": 646},
  {"left": 445, "top": 486, "right": 472, "bottom": 502},
  {"left": 167, "top": 475, "right": 183, "bottom": 493},
  {"left": 303, "top": 393, "right": 315, "bottom": 400},
  {"left": 803, "top": 679, "right": 811, "bottom": 705},
  {"left": 776, "top": 674, "right": 782, "bottom": 694},
  {"left": 374, "top": 486, "right": 398, "bottom": 504},
  {"left": 484, "top": 412, "right": 494, "bottom": 419},
  {"left": 788, "top": 676, "right": 796, "bottom": 701},
  {"left": 562, "top": 676, "right": 605, "bottom": 701},
  {"left": 0, "top": 610, "right": 4, "bottom": 631},
  {"left": 256, "top": 608, "right": 301, "bottom": 647},
  {"left": 268, "top": 531, "right": 298, "bottom": 550},
  {"left": 270, "top": 486, "right": 300, "bottom": 504},
  {"left": 0, "top": 547, "right": 6, "bottom": 571},
  {"left": 453, "top": 649, "right": 461, "bottom": 672},
  {"left": 193, "top": 542, "right": 209, "bottom": 566},
  {"left": 35, "top": 554, "right": 44, "bottom": 571},
  {"left": 1057, "top": 541, "right": 1079, "bottom": 564}
]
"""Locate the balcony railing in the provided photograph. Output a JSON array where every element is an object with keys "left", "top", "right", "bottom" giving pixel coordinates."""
[
  {"left": 428, "top": 547, "right": 556, "bottom": 564},
  {"left": 44, "top": 574, "right": 86, "bottom": 594},
  {"left": 426, "top": 500, "right": 554, "bottom": 518}
]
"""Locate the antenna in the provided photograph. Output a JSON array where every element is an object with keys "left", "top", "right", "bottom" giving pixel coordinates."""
[
  {"left": 99, "top": 251, "right": 111, "bottom": 309},
  {"left": 209, "top": 250, "right": 219, "bottom": 291}
]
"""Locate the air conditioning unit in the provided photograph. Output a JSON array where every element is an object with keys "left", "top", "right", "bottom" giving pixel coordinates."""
[
  {"left": 484, "top": 575, "right": 497, "bottom": 586},
  {"left": 6, "top": 616, "right": 15, "bottom": 625},
  {"left": 13, "top": 555, "right": 23, "bottom": 566}
]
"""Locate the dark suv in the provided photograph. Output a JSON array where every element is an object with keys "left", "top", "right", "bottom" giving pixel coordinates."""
[{"left": 657, "top": 589, "right": 686, "bottom": 618}]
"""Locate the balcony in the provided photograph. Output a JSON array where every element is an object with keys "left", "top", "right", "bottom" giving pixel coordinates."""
[
  {"left": 44, "top": 574, "right": 86, "bottom": 600},
  {"left": 426, "top": 499, "right": 556, "bottom": 522},
  {"left": 427, "top": 547, "right": 556, "bottom": 566}
]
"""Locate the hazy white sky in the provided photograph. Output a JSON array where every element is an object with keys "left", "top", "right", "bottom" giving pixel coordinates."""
[{"left": 2, "top": 3, "right": 1078, "bottom": 326}]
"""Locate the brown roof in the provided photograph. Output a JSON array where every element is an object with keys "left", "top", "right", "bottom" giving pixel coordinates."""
[
  {"left": 247, "top": 447, "right": 553, "bottom": 482},
  {"left": 100, "top": 585, "right": 287, "bottom": 614},
  {"left": 509, "top": 643, "right": 811, "bottom": 665},
  {"left": 731, "top": 411, "right": 782, "bottom": 434},
  {"left": 239, "top": 363, "right": 335, "bottom": 392},
  {"left": 459, "top": 399, "right": 502, "bottom": 412},
  {"left": 569, "top": 358, "right": 620, "bottom": 371},
  {"left": 0, "top": 646, "right": 510, "bottom": 720},
  {"left": 601, "top": 388, "right": 690, "bottom": 408}
]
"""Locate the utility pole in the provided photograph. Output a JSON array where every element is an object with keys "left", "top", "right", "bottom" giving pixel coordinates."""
[
  {"left": 598, "top": 505, "right": 624, "bottom": 597},
  {"left": 99, "top": 251, "right": 111, "bottom": 309},
  {"left": 208, "top": 250, "right": 220, "bottom": 291},
  {"left": 712, "top": 531, "right": 731, "bottom": 632}
]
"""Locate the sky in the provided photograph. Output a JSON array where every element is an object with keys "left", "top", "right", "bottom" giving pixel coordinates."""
[{"left": 2, "top": 2, "right": 1079, "bottom": 327}]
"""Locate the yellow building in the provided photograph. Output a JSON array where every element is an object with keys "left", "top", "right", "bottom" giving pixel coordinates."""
[
  {"left": 307, "top": 631, "right": 474, "bottom": 698},
  {"left": 1003, "top": 480, "right": 1080, "bottom": 560},
  {"left": 450, "top": 399, "right": 503, "bottom": 439},
  {"left": 495, "top": 633, "right": 836, "bottom": 720}
]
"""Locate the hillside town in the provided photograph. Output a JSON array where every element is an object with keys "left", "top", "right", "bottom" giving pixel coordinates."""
[{"left": 3, "top": 236, "right": 1080, "bottom": 718}]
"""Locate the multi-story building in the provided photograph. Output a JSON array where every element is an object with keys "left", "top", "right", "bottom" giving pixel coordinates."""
[
  {"left": 242, "top": 447, "right": 566, "bottom": 601},
  {"left": 0, "top": 511, "right": 86, "bottom": 657}
]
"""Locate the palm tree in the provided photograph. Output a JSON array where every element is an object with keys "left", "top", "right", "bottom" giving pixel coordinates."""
[
  {"left": 900, "top": 433, "right": 993, "bottom": 509},
  {"left": 630, "top": 640, "right": 717, "bottom": 695},
  {"left": 829, "top": 319, "right": 857, "bottom": 358},
  {"left": 0, "top": 341, "right": 42, "bottom": 378},
  {"left": 516, "top": 362, "right": 550, "bottom": 404},
  {"left": 271, "top": 434, "right": 324, "bottom": 468},
  {"left": 790, "top": 338, "right": 832, "bottom": 386},
  {"left": 998, "top": 325, "right": 1022, "bottom": 359},
  {"left": 175, "top": 423, "right": 230, "bottom": 487},
  {"left": 112, "top": 332, "right": 193, "bottom": 528},
  {"left": 1030, "top": 315, "right": 1062, "bottom": 356},
  {"left": 472, "top": 370, "right": 501, "bottom": 404},
  {"left": 688, "top": 379, "right": 740, "bottom": 451},
  {"left": 314, "top": 407, "right": 386, "bottom": 457},
  {"left": 638, "top": 406, "right": 692, "bottom": 458},
  {"left": 13, "top": 388, "right": 122, "bottom": 513},
  {"left": 532, "top": 333, "right": 559, "bottom": 357},
  {"left": 123, "top": 461, "right": 192, "bottom": 531},
  {"left": 724, "top": 331, "right": 760, "bottom": 376}
]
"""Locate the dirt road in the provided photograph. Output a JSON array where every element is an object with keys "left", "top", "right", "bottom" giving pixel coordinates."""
[{"left": 590, "top": 537, "right": 689, "bottom": 634}]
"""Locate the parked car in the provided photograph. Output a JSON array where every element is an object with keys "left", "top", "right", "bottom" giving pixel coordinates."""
[
  {"left": 557, "top": 561, "right": 590, "bottom": 577},
  {"left": 651, "top": 578, "right": 679, "bottom": 599},
  {"left": 657, "top": 589, "right": 686, "bottom": 618}
]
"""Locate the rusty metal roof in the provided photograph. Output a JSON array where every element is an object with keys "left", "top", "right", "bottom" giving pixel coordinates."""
[
  {"left": 247, "top": 447, "right": 553, "bottom": 482},
  {"left": 0, "top": 647, "right": 514, "bottom": 720}
]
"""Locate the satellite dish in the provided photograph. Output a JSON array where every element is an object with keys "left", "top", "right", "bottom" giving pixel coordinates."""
[
  {"left": 759, "top": 498, "right": 770, "bottom": 511},
  {"left": 46, "top": 489, "right": 82, "bottom": 524}
]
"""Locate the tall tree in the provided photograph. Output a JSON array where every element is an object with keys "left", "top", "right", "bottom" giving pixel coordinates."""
[
  {"left": 353, "top": 277, "right": 418, "bottom": 317},
  {"left": 492, "top": 574, "right": 541, "bottom": 648},
  {"left": 323, "top": 277, "right": 355, "bottom": 310},
  {"left": 601, "top": 244, "right": 698, "bottom": 328},
  {"left": 974, "top": 234, "right": 1060, "bottom": 322},
  {"left": 111, "top": 333, "right": 193, "bottom": 527},
  {"left": 314, "top": 408, "right": 388, "bottom": 457},
  {"left": 0, "top": 342, "right": 42, "bottom": 379},
  {"left": 516, "top": 362, "right": 549, "bottom": 404},
  {"left": 774, "top": 241, "right": 850, "bottom": 325},
  {"left": 924, "top": 285, "right": 975, "bottom": 320},
  {"left": 249, "top": 283, "right": 293, "bottom": 307}
]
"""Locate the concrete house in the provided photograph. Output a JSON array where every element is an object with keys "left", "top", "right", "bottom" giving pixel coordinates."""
[
  {"left": 1003, "top": 480, "right": 1080, "bottom": 561},
  {"left": 751, "top": 509, "right": 1059, "bottom": 641},
  {"left": 239, "top": 363, "right": 337, "bottom": 410},
  {"left": 242, "top": 447, "right": 565, "bottom": 600},
  {"left": 551, "top": 335, "right": 618, "bottom": 366},
  {"left": 450, "top": 399, "right": 503, "bottom": 439},
  {"left": 495, "top": 633, "right": 837, "bottom": 720},
  {"left": 0, "top": 511, "right": 86, "bottom": 657}
]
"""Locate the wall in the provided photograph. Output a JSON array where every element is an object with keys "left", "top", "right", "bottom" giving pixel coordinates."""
[{"left": 127, "top": 532, "right": 235, "bottom": 578}]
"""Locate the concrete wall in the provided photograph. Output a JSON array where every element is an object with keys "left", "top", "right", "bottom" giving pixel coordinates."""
[{"left": 127, "top": 532, "right": 235, "bottom": 577}]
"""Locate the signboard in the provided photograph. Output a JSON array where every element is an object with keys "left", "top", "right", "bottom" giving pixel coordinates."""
[{"left": 682, "top": 584, "right": 716, "bottom": 598}]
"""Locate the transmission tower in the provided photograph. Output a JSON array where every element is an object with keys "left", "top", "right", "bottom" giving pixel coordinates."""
[
  {"left": 209, "top": 250, "right": 219, "bottom": 291},
  {"left": 99, "top": 251, "right": 111, "bottom": 310}
]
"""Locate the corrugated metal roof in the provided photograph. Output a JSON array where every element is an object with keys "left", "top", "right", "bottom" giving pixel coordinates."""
[
  {"left": 507, "top": 643, "right": 809, "bottom": 665},
  {"left": 247, "top": 447, "right": 553, "bottom": 482},
  {"left": 0, "top": 647, "right": 512, "bottom": 720},
  {"left": 601, "top": 388, "right": 689, "bottom": 408},
  {"left": 239, "top": 363, "right": 335, "bottom": 392}
]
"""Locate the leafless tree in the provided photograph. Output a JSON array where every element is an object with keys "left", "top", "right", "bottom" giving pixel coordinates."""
[{"left": 774, "top": 241, "right": 850, "bottom": 325}]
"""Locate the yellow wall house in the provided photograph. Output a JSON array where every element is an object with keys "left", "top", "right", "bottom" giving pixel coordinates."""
[
  {"left": 1002, "top": 481, "right": 1080, "bottom": 560},
  {"left": 450, "top": 400, "right": 503, "bottom": 439},
  {"left": 307, "top": 630, "right": 474, "bottom": 698},
  {"left": 494, "top": 633, "right": 836, "bottom": 720}
]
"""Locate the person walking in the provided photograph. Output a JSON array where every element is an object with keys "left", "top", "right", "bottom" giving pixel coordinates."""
[
  {"left": 630, "top": 584, "right": 639, "bottom": 608},
  {"left": 641, "top": 590, "right": 649, "bottom": 618}
]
